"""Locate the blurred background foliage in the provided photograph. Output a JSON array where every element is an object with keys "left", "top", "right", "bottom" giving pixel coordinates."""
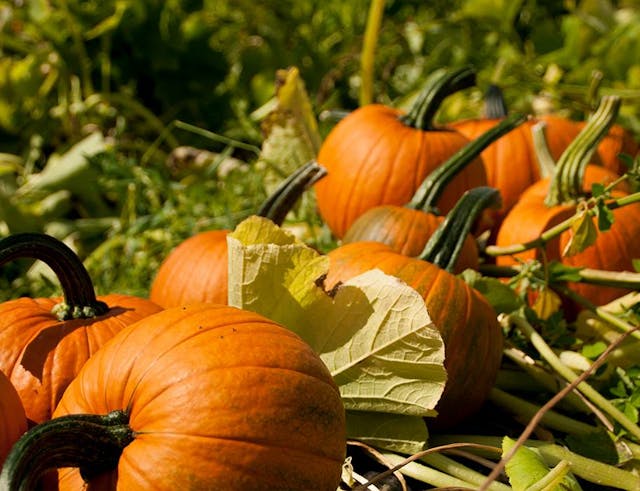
[{"left": 0, "top": 0, "right": 639, "bottom": 297}]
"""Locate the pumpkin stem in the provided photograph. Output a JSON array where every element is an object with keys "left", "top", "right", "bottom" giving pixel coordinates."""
[
  {"left": 408, "top": 112, "right": 527, "bottom": 213},
  {"left": 419, "top": 186, "right": 501, "bottom": 271},
  {"left": 399, "top": 65, "right": 476, "bottom": 130},
  {"left": 545, "top": 95, "right": 621, "bottom": 207},
  {"left": 483, "top": 84, "right": 508, "bottom": 119},
  {"left": 530, "top": 121, "right": 557, "bottom": 180},
  {"left": 0, "top": 410, "right": 133, "bottom": 490},
  {"left": 0, "top": 233, "right": 108, "bottom": 321},
  {"left": 257, "top": 160, "right": 327, "bottom": 226}
]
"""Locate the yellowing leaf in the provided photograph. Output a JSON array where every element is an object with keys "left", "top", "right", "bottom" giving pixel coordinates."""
[
  {"left": 228, "top": 216, "right": 446, "bottom": 423},
  {"left": 258, "top": 67, "right": 322, "bottom": 193},
  {"left": 531, "top": 286, "right": 562, "bottom": 320},
  {"left": 562, "top": 209, "right": 598, "bottom": 257}
]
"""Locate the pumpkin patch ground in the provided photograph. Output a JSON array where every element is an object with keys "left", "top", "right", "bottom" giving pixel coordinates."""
[{"left": 2, "top": 2, "right": 640, "bottom": 490}]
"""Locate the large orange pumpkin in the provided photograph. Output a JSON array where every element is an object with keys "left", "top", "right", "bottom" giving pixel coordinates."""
[
  {"left": 1, "top": 304, "right": 346, "bottom": 491},
  {"left": 0, "top": 371, "right": 26, "bottom": 466},
  {"left": 326, "top": 188, "right": 504, "bottom": 428},
  {"left": 342, "top": 113, "right": 526, "bottom": 270},
  {"left": 315, "top": 66, "right": 486, "bottom": 238},
  {"left": 494, "top": 95, "right": 639, "bottom": 306},
  {"left": 150, "top": 161, "right": 325, "bottom": 308},
  {"left": 0, "top": 233, "right": 162, "bottom": 424}
]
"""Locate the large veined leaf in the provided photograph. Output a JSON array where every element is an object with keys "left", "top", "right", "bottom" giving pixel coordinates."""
[{"left": 228, "top": 216, "right": 446, "bottom": 449}]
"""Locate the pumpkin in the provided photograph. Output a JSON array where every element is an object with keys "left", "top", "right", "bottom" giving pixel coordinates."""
[
  {"left": 326, "top": 187, "right": 504, "bottom": 428},
  {"left": 0, "top": 303, "right": 346, "bottom": 491},
  {"left": 0, "top": 233, "right": 162, "bottom": 424},
  {"left": 150, "top": 160, "right": 325, "bottom": 308},
  {"left": 450, "top": 85, "right": 573, "bottom": 226},
  {"left": 0, "top": 371, "right": 26, "bottom": 466},
  {"left": 494, "top": 95, "right": 639, "bottom": 306},
  {"left": 315, "top": 65, "right": 486, "bottom": 238},
  {"left": 342, "top": 113, "right": 526, "bottom": 270}
]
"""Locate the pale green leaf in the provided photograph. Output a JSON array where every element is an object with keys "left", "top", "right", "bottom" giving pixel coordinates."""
[
  {"left": 503, "top": 437, "right": 582, "bottom": 491},
  {"left": 228, "top": 216, "right": 446, "bottom": 420},
  {"left": 345, "top": 411, "right": 429, "bottom": 455}
]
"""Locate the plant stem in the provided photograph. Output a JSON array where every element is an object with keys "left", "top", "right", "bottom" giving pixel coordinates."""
[
  {"left": 377, "top": 452, "right": 479, "bottom": 489},
  {"left": 360, "top": 0, "right": 385, "bottom": 106},
  {"left": 507, "top": 313, "right": 640, "bottom": 442},
  {"left": 421, "top": 452, "right": 511, "bottom": 491},
  {"left": 431, "top": 434, "right": 640, "bottom": 489},
  {"left": 489, "top": 387, "right": 596, "bottom": 435}
]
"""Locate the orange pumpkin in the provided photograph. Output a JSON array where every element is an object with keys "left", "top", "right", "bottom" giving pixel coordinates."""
[
  {"left": 0, "top": 371, "right": 26, "bottom": 466},
  {"left": 342, "top": 113, "right": 526, "bottom": 270},
  {"left": 315, "top": 66, "right": 486, "bottom": 238},
  {"left": 326, "top": 188, "right": 504, "bottom": 428},
  {"left": 0, "top": 233, "right": 162, "bottom": 424},
  {"left": 494, "top": 96, "right": 638, "bottom": 306},
  {"left": 150, "top": 161, "right": 325, "bottom": 308},
  {"left": 450, "top": 86, "right": 572, "bottom": 224},
  {"left": 1, "top": 304, "right": 346, "bottom": 491}
]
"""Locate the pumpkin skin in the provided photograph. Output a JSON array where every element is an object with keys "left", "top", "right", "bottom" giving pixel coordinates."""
[
  {"left": 315, "top": 67, "right": 486, "bottom": 238},
  {"left": 325, "top": 242, "right": 502, "bottom": 429},
  {"left": 149, "top": 229, "right": 229, "bottom": 307},
  {"left": 342, "top": 206, "right": 479, "bottom": 273},
  {"left": 0, "top": 371, "right": 27, "bottom": 466},
  {"left": 0, "top": 293, "right": 162, "bottom": 425},
  {"left": 50, "top": 303, "right": 346, "bottom": 491}
]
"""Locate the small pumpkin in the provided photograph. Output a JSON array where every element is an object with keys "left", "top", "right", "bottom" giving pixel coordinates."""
[
  {"left": 342, "top": 112, "right": 526, "bottom": 270},
  {"left": 494, "top": 95, "right": 639, "bottom": 306},
  {"left": 315, "top": 66, "right": 486, "bottom": 238},
  {"left": 0, "top": 371, "right": 26, "bottom": 466},
  {"left": 0, "top": 303, "right": 346, "bottom": 491},
  {"left": 326, "top": 187, "right": 504, "bottom": 428},
  {"left": 0, "top": 233, "right": 162, "bottom": 424},
  {"left": 149, "top": 160, "right": 325, "bottom": 308}
]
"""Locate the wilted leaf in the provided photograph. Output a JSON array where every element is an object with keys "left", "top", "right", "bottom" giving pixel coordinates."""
[
  {"left": 227, "top": 215, "right": 446, "bottom": 421},
  {"left": 257, "top": 67, "right": 322, "bottom": 192}
]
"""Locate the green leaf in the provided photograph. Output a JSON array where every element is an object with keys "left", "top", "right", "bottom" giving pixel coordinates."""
[
  {"left": 591, "top": 182, "right": 606, "bottom": 198},
  {"left": 548, "top": 261, "right": 584, "bottom": 282},
  {"left": 596, "top": 200, "right": 615, "bottom": 232},
  {"left": 460, "top": 269, "right": 523, "bottom": 314},
  {"left": 503, "top": 437, "right": 582, "bottom": 491},
  {"left": 345, "top": 411, "right": 428, "bottom": 455},
  {"left": 228, "top": 215, "right": 447, "bottom": 421},
  {"left": 257, "top": 67, "right": 322, "bottom": 193},
  {"left": 581, "top": 341, "right": 607, "bottom": 360},
  {"left": 562, "top": 209, "right": 598, "bottom": 257}
]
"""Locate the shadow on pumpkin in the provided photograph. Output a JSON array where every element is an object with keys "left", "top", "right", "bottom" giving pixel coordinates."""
[{"left": 19, "top": 306, "right": 132, "bottom": 381}]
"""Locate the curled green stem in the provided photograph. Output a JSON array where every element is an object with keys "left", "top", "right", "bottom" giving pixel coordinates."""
[
  {"left": 0, "top": 233, "right": 108, "bottom": 320},
  {"left": 0, "top": 410, "right": 133, "bottom": 491},
  {"left": 399, "top": 66, "right": 476, "bottom": 131},
  {"left": 257, "top": 160, "right": 327, "bottom": 225}
]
